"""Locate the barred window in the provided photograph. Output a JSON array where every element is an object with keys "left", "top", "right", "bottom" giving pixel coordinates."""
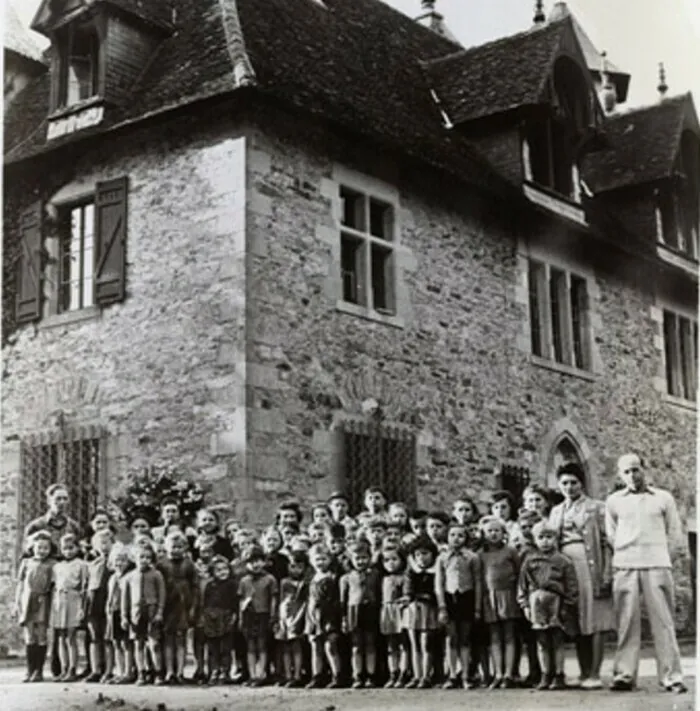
[
  {"left": 19, "top": 428, "right": 103, "bottom": 550},
  {"left": 340, "top": 419, "right": 416, "bottom": 513},
  {"left": 496, "top": 463, "right": 531, "bottom": 510}
]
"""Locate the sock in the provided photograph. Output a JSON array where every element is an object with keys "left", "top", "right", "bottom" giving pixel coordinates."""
[{"left": 25, "top": 645, "right": 35, "bottom": 676}]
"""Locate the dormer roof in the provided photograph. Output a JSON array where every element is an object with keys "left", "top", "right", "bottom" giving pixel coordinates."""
[
  {"left": 583, "top": 93, "right": 700, "bottom": 193},
  {"left": 5, "top": 2, "right": 46, "bottom": 66}
]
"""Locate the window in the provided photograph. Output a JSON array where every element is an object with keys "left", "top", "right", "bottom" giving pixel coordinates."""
[
  {"left": 339, "top": 185, "right": 396, "bottom": 314},
  {"left": 496, "top": 462, "right": 531, "bottom": 510},
  {"left": 528, "top": 259, "right": 591, "bottom": 370},
  {"left": 340, "top": 418, "right": 416, "bottom": 513},
  {"left": 663, "top": 310, "right": 698, "bottom": 401},
  {"left": 57, "top": 21, "right": 100, "bottom": 109},
  {"left": 59, "top": 203, "right": 95, "bottom": 313},
  {"left": 18, "top": 428, "right": 102, "bottom": 555}
]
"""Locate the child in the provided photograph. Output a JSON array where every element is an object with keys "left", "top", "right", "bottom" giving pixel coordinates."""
[
  {"left": 435, "top": 523, "right": 482, "bottom": 689},
  {"left": 262, "top": 526, "right": 289, "bottom": 582},
  {"left": 52, "top": 533, "right": 88, "bottom": 681},
  {"left": 380, "top": 545, "right": 409, "bottom": 688},
  {"left": 408, "top": 510, "right": 428, "bottom": 537},
  {"left": 238, "top": 545, "right": 278, "bottom": 686},
  {"left": 521, "top": 485, "right": 550, "bottom": 519},
  {"left": 479, "top": 516, "right": 521, "bottom": 689},
  {"left": 490, "top": 491, "right": 518, "bottom": 543},
  {"left": 223, "top": 518, "right": 241, "bottom": 552},
  {"left": 305, "top": 543, "right": 342, "bottom": 688},
  {"left": 105, "top": 543, "right": 134, "bottom": 684},
  {"left": 357, "top": 487, "right": 388, "bottom": 528},
  {"left": 384, "top": 523, "right": 403, "bottom": 550},
  {"left": 307, "top": 523, "right": 327, "bottom": 546},
  {"left": 231, "top": 529, "right": 256, "bottom": 580},
  {"left": 280, "top": 523, "right": 300, "bottom": 556},
  {"left": 327, "top": 492, "right": 352, "bottom": 528},
  {"left": 276, "top": 550, "right": 310, "bottom": 687},
  {"left": 452, "top": 497, "right": 480, "bottom": 526},
  {"left": 276, "top": 502, "right": 303, "bottom": 529},
  {"left": 466, "top": 520, "right": 490, "bottom": 687},
  {"left": 85, "top": 529, "right": 114, "bottom": 682},
  {"left": 517, "top": 521, "right": 578, "bottom": 690},
  {"left": 326, "top": 524, "right": 350, "bottom": 577},
  {"left": 311, "top": 503, "right": 333, "bottom": 530},
  {"left": 151, "top": 497, "right": 184, "bottom": 544},
  {"left": 425, "top": 511, "right": 450, "bottom": 551},
  {"left": 129, "top": 513, "right": 152, "bottom": 539},
  {"left": 14, "top": 530, "right": 54, "bottom": 683},
  {"left": 388, "top": 502, "right": 409, "bottom": 532},
  {"left": 403, "top": 535, "right": 439, "bottom": 689},
  {"left": 202, "top": 555, "right": 238, "bottom": 684},
  {"left": 120, "top": 543, "right": 166, "bottom": 685},
  {"left": 194, "top": 508, "right": 233, "bottom": 560},
  {"left": 192, "top": 537, "right": 215, "bottom": 684},
  {"left": 160, "top": 530, "right": 198, "bottom": 684},
  {"left": 340, "top": 540, "right": 382, "bottom": 688},
  {"left": 364, "top": 516, "right": 387, "bottom": 568}
]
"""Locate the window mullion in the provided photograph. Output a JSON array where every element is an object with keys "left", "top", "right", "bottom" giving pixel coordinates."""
[
  {"left": 542, "top": 264, "right": 553, "bottom": 360},
  {"left": 560, "top": 271, "right": 574, "bottom": 367},
  {"left": 79, "top": 206, "right": 85, "bottom": 310},
  {"left": 364, "top": 238, "right": 373, "bottom": 311}
]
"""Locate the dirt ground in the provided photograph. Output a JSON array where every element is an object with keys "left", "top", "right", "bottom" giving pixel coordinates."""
[{"left": 0, "top": 647, "right": 695, "bottom": 711}]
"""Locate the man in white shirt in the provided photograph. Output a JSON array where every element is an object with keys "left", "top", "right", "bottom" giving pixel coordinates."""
[{"left": 605, "top": 453, "right": 687, "bottom": 694}]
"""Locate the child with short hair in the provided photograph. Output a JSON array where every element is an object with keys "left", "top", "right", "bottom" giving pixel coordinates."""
[
  {"left": 384, "top": 523, "right": 403, "bottom": 550},
  {"left": 326, "top": 524, "right": 350, "bottom": 577},
  {"left": 262, "top": 526, "right": 289, "bottom": 582},
  {"left": 357, "top": 487, "right": 388, "bottom": 528},
  {"left": 435, "top": 523, "right": 482, "bottom": 689},
  {"left": 276, "top": 550, "right": 310, "bottom": 687},
  {"left": 311, "top": 503, "right": 333, "bottom": 530},
  {"left": 85, "top": 529, "right": 115, "bottom": 682},
  {"left": 276, "top": 502, "right": 303, "bottom": 529},
  {"left": 52, "top": 532, "right": 89, "bottom": 681},
  {"left": 105, "top": 543, "right": 134, "bottom": 684},
  {"left": 521, "top": 485, "right": 550, "bottom": 519},
  {"left": 425, "top": 511, "right": 450, "bottom": 551},
  {"left": 408, "top": 510, "right": 428, "bottom": 537},
  {"left": 160, "top": 530, "right": 198, "bottom": 684},
  {"left": 388, "top": 502, "right": 409, "bottom": 532},
  {"left": 194, "top": 508, "right": 233, "bottom": 560},
  {"left": 403, "top": 535, "right": 439, "bottom": 688},
  {"left": 327, "top": 492, "right": 353, "bottom": 529},
  {"left": 341, "top": 540, "right": 382, "bottom": 688},
  {"left": 14, "top": 530, "right": 54, "bottom": 683},
  {"left": 307, "top": 523, "right": 327, "bottom": 546},
  {"left": 452, "top": 497, "right": 480, "bottom": 526},
  {"left": 490, "top": 491, "right": 518, "bottom": 543},
  {"left": 305, "top": 543, "right": 342, "bottom": 688},
  {"left": 120, "top": 543, "right": 166, "bottom": 685},
  {"left": 129, "top": 513, "right": 152, "bottom": 539},
  {"left": 152, "top": 498, "right": 184, "bottom": 544},
  {"left": 192, "top": 537, "right": 216, "bottom": 684},
  {"left": 238, "top": 545, "right": 278, "bottom": 686},
  {"left": 364, "top": 516, "right": 387, "bottom": 568},
  {"left": 380, "top": 545, "right": 409, "bottom": 688},
  {"left": 518, "top": 521, "right": 578, "bottom": 690},
  {"left": 479, "top": 516, "right": 521, "bottom": 689},
  {"left": 202, "top": 555, "right": 238, "bottom": 685}
]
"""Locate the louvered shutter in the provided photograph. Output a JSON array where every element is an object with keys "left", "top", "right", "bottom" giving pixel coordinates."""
[
  {"left": 16, "top": 202, "right": 43, "bottom": 323},
  {"left": 94, "top": 176, "right": 128, "bottom": 306}
]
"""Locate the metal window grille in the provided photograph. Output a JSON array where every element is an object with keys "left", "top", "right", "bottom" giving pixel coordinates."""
[
  {"left": 496, "top": 463, "right": 531, "bottom": 510},
  {"left": 341, "top": 418, "right": 416, "bottom": 513},
  {"left": 18, "top": 427, "right": 103, "bottom": 551}
]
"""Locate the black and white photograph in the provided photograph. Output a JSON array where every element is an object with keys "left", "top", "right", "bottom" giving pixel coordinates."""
[{"left": 1, "top": 0, "right": 698, "bottom": 709}]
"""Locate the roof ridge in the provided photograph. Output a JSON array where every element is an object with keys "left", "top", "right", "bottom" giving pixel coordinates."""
[
  {"left": 605, "top": 92, "right": 690, "bottom": 121},
  {"left": 217, "top": 0, "right": 256, "bottom": 87},
  {"left": 421, "top": 16, "right": 568, "bottom": 69}
]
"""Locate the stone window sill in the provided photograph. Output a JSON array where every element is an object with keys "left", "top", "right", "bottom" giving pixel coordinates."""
[
  {"left": 335, "top": 300, "right": 404, "bottom": 329},
  {"left": 38, "top": 306, "right": 101, "bottom": 331},
  {"left": 48, "top": 95, "right": 103, "bottom": 121},
  {"left": 663, "top": 393, "right": 697, "bottom": 413},
  {"left": 530, "top": 354, "right": 596, "bottom": 382}
]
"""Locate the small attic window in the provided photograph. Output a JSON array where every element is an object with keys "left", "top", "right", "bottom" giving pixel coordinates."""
[{"left": 56, "top": 20, "right": 100, "bottom": 109}]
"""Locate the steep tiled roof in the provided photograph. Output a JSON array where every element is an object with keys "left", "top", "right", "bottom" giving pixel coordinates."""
[
  {"left": 420, "top": 20, "right": 568, "bottom": 125},
  {"left": 4, "top": 2, "right": 46, "bottom": 65},
  {"left": 102, "top": 0, "right": 173, "bottom": 29},
  {"left": 5, "top": 0, "right": 513, "bottom": 198},
  {"left": 583, "top": 94, "right": 696, "bottom": 193}
]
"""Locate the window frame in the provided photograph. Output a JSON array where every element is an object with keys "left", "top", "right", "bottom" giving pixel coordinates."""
[
  {"left": 527, "top": 258, "right": 592, "bottom": 373},
  {"left": 662, "top": 309, "right": 698, "bottom": 403},
  {"left": 338, "top": 183, "right": 398, "bottom": 318},
  {"left": 57, "top": 200, "right": 96, "bottom": 315}
]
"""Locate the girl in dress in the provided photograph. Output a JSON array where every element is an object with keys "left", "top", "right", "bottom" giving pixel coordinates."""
[
  {"left": 85, "top": 529, "right": 114, "bottom": 682},
  {"left": 340, "top": 540, "right": 382, "bottom": 688},
  {"left": 517, "top": 521, "right": 578, "bottom": 690},
  {"left": 276, "top": 550, "right": 309, "bottom": 687},
  {"left": 238, "top": 545, "right": 278, "bottom": 686},
  {"left": 478, "top": 515, "right": 521, "bottom": 689},
  {"left": 14, "top": 530, "right": 54, "bottom": 683},
  {"left": 403, "top": 535, "right": 439, "bottom": 689},
  {"left": 160, "top": 530, "right": 198, "bottom": 684},
  {"left": 380, "top": 545, "right": 409, "bottom": 688},
  {"left": 105, "top": 543, "right": 134, "bottom": 684},
  {"left": 52, "top": 532, "right": 88, "bottom": 681},
  {"left": 201, "top": 555, "right": 238, "bottom": 684},
  {"left": 305, "top": 543, "right": 342, "bottom": 688},
  {"left": 192, "top": 537, "right": 215, "bottom": 684}
]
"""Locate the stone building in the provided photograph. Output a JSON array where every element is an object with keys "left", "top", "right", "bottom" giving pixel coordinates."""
[{"left": 2, "top": 0, "right": 697, "bottom": 645}]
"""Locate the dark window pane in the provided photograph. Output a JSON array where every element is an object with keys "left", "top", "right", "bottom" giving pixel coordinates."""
[
  {"left": 550, "top": 268, "right": 565, "bottom": 363},
  {"left": 663, "top": 311, "right": 680, "bottom": 396},
  {"left": 340, "top": 186, "right": 365, "bottom": 231},
  {"left": 371, "top": 243, "right": 394, "bottom": 313},
  {"left": 369, "top": 198, "right": 393, "bottom": 240},
  {"left": 341, "top": 233, "right": 363, "bottom": 304},
  {"left": 528, "top": 261, "right": 544, "bottom": 357},
  {"left": 570, "top": 275, "right": 588, "bottom": 369}
]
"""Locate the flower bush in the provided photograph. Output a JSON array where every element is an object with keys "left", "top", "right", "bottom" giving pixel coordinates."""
[{"left": 110, "top": 463, "right": 209, "bottom": 527}]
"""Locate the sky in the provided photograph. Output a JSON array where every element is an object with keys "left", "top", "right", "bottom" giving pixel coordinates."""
[{"left": 7, "top": 0, "right": 700, "bottom": 111}]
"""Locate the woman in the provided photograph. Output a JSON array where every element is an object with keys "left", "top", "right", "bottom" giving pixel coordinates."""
[{"left": 549, "top": 462, "right": 613, "bottom": 690}]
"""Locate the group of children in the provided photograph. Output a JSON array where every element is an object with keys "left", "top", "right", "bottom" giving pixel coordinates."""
[{"left": 15, "top": 485, "right": 579, "bottom": 691}]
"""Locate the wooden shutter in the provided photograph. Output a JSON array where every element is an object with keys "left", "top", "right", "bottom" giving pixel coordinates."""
[
  {"left": 94, "top": 176, "right": 128, "bottom": 306},
  {"left": 16, "top": 202, "right": 43, "bottom": 324}
]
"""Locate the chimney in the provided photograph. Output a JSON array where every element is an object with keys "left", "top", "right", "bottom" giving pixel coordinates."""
[
  {"left": 533, "top": 0, "right": 546, "bottom": 25},
  {"left": 657, "top": 62, "right": 668, "bottom": 100},
  {"left": 549, "top": 1, "right": 570, "bottom": 22},
  {"left": 415, "top": 0, "right": 459, "bottom": 42},
  {"left": 599, "top": 51, "right": 617, "bottom": 114}
]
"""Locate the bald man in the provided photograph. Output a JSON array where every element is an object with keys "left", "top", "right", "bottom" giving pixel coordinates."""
[{"left": 604, "top": 454, "right": 687, "bottom": 694}]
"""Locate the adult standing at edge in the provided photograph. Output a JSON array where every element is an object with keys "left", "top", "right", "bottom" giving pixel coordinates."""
[
  {"left": 605, "top": 453, "right": 688, "bottom": 693},
  {"left": 548, "top": 462, "right": 614, "bottom": 689},
  {"left": 22, "top": 483, "right": 81, "bottom": 679}
]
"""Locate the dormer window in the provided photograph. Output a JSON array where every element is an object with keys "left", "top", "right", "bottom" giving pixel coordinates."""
[
  {"left": 57, "top": 21, "right": 100, "bottom": 108},
  {"left": 523, "top": 57, "right": 591, "bottom": 202}
]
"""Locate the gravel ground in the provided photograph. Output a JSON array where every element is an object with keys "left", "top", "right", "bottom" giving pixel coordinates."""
[{"left": 0, "top": 648, "right": 695, "bottom": 711}]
